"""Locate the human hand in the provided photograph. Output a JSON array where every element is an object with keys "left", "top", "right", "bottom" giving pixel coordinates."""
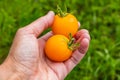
[{"left": 0, "top": 11, "right": 90, "bottom": 80}]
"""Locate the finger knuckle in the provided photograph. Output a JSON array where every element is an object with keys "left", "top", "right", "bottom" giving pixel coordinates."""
[{"left": 41, "top": 16, "right": 49, "bottom": 27}]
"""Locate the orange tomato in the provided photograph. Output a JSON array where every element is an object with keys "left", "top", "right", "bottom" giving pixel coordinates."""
[
  {"left": 45, "top": 35, "right": 72, "bottom": 62},
  {"left": 52, "top": 13, "right": 78, "bottom": 38}
]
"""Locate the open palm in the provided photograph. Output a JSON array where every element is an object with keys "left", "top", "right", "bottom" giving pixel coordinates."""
[{"left": 4, "top": 11, "right": 90, "bottom": 80}]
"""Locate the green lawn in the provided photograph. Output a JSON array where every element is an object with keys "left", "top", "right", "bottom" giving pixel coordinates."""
[{"left": 0, "top": 0, "right": 120, "bottom": 80}]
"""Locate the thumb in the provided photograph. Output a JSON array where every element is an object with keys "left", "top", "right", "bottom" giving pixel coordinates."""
[{"left": 22, "top": 11, "right": 55, "bottom": 37}]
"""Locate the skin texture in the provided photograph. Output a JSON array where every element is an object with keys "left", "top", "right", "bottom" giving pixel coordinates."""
[
  {"left": 0, "top": 11, "right": 90, "bottom": 80},
  {"left": 52, "top": 14, "right": 78, "bottom": 38},
  {"left": 45, "top": 35, "right": 72, "bottom": 62}
]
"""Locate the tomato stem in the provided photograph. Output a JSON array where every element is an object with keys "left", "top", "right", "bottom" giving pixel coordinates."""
[
  {"left": 57, "top": 5, "right": 67, "bottom": 17},
  {"left": 68, "top": 33, "right": 74, "bottom": 46},
  {"left": 68, "top": 33, "right": 80, "bottom": 51}
]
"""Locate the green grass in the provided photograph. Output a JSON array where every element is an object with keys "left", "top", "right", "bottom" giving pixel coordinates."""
[{"left": 0, "top": 0, "right": 120, "bottom": 80}]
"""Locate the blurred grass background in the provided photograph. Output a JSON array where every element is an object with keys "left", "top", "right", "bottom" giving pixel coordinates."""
[{"left": 0, "top": 0, "right": 120, "bottom": 80}]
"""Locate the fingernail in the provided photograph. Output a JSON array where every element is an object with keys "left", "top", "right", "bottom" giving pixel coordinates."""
[
  {"left": 78, "top": 22, "right": 81, "bottom": 27},
  {"left": 47, "top": 11, "right": 55, "bottom": 15}
]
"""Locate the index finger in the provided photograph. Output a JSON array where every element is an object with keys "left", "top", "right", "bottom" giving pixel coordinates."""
[{"left": 25, "top": 11, "right": 55, "bottom": 37}]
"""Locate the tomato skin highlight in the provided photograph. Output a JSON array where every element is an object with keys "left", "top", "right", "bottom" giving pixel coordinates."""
[
  {"left": 52, "top": 14, "right": 78, "bottom": 38},
  {"left": 45, "top": 35, "right": 72, "bottom": 62}
]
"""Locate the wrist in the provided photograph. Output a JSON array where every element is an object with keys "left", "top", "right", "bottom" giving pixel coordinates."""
[
  {"left": 0, "top": 60, "right": 14, "bottom": 80},
  {"left": 0, "top": 58, "right": 28, "bottom": 80}
]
